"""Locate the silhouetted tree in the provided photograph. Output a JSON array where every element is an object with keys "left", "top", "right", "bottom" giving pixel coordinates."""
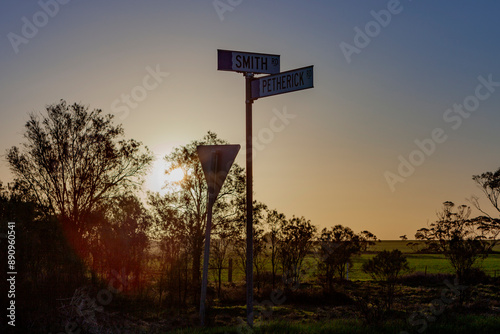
[
  {"left": 210, "top": 216, "right": 240, "bottom": 298},
  {"left": 232, "top": 198, "right": 268, "bottom": 290},
  {"left": 6, "top": 100, "right": 153, "bottom": 265},
  {"left": 406, "top": 240, "right": 424, "bottom": 253},
  {"left": 471, "top": 168, "right": 500, "bottom": 239},
  {"left": 362, "top": 249, "right": 409, "bottom": 310},
  {"left": 148, "top": 131, "right": 245, "bottom": 300},
  {"left": 279, "top": 216, "right": 317, "bottom": 288},
  {"left": 415, "top": 201, "right": 495, "bottom": 282},
  {"left": 263, "top": 209, "right": 287, "bottom": 289},
  {"left": 90, "top": 195, "right": 152, "bottom": 292},
  {"left": 148, "top": 194, "right": 190, "bottom": 307},
  {"left": 317, "top": 225, "right": 377, "bottom": 291},
  {"left": 0, "top": 180, "right": 86, "bottom": 328},
  {"left": 148, "top": 192, "right": 190, "bottom": 307},
  {"left": 210, "top": 239, "right": 233, "bottom": 298},
  {"left": 252, "top": 211, "right": 268, "bottom": 291}
]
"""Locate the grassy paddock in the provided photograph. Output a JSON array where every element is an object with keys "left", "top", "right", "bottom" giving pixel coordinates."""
[
  {"left": 210, "top": 241, "right": 500, "bottom": 282},
  {"left": 366, "top": 240, "right": 500, "bottom": 253},
  {"left": 170, "top": 315, "right": 500, "bottom": 333},
  {"left": 346, "top": 253, "right": 500, "bottom": 281}
]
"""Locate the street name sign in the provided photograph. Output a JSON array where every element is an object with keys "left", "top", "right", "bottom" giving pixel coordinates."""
[
  {"left": 217, "top": 49, "right": 280, "bottom": 74},
  {"left": 251, "top": 65, "right": 314, "bottom": 100}
]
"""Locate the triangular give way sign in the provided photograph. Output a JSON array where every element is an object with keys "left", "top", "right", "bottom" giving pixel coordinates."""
[{"left": 197, "top": 144, "right": 240, "bottom": 204}]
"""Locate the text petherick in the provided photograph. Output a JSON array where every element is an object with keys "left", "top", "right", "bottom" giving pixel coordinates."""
[{"left": 251, "top": 66, "right": 314, "bottom": 99}]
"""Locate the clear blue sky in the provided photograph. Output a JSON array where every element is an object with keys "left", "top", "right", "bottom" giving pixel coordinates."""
[{"left": 1, "top": 0, "right": 500, "bottom": 239}]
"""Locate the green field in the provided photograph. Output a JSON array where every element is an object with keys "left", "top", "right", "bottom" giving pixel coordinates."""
[
  {"left": 366, "top": 240, "right": 500, "bottom": 253},
  {"left": 212, "top": 240, "right": 500, "bottom": 283},
  {"left": 347, "top": 253, "right": 500, "bottom": 280},
  {"left": 171, "top": 315, "right": 500, "bottom": 333}
]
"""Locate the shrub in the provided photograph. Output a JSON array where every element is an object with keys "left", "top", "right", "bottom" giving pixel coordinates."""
[{"left": 362, "top": 250, "right": 409, "bottom": 311}]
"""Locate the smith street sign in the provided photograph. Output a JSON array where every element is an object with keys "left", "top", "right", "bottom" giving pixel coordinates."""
[
  {"left": 217, "top": 49, "right": 280, "bottom": 74},
  {"left": 251, "top": 65, "right": 314, "bottom": 100}
]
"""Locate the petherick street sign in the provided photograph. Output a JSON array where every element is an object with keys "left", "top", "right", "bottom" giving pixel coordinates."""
[
  {"left": 217, "top": 49, "right": 280, "bottom": 74},
  {"left": 251, "top": 65, "right": 314, "bottom": 100}
]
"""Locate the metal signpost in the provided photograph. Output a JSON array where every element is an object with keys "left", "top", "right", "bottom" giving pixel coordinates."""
[
  {"left": 217, "top": 49, "right": 313, "bottom": 327},
  {"left": 198, "top": 144, "right": 240, "bottom": 326}
]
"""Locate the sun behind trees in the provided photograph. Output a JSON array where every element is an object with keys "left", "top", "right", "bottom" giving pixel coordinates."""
[
  {"left": 4, "top": 101, "right": 344, "bottom": 328},
  {"left": 147, "top": 131, "right": 246, "bottom": 304},
  {"left": 9, "top": 100, "right": 498, "bottom": 332}
]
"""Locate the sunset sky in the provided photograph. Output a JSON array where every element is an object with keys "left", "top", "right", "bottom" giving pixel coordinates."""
[{"left": 1, "top": 1, "right": 500, "bottom": 239}]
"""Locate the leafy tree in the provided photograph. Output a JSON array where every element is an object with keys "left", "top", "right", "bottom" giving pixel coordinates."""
[
  {"left": 148, "top": 194, "right": 190, "bottom": 307},
  {"left": 89, "top": 195, "right": 152, "bottom": 292},
  {"left": 263, "top": 209, "right": 287, "bottom": 289},
  {"left": 317, "top": 225, "right": 376, "bottom": 291},
  {"left": 279, "top": 216, "right": 317, "bottom": 288},
  {"left": 209, "top": 237, "right": 232, "bottom": 298},
  {"left": 471, "top": 168, "right": 500, "bottom": 239},
  {"left": 251, "top": 210, "right": 268, "bottom": 291},
  {"left": 416, "top": 201, "right": 495, "bottom": 282},
  {"left": 406, "top": 240, "right": 424, "bottom": 253},
  {"left": 6, "top": 100, "right": 153, "bottom": 252},
  {"left": 362, "top": 249, "right": 409, "bottom": 311},
  {"left": 0, "top": 181, "right": 86, "bottom": 324},
  {"left": 362, "top": 249, "right": 409, "bottom": 282},
  {"left": 148, "top": 131, "right": 245, "bottom": 298},
  {"left": 232, "top": 199, "right": 268, "bottom": 290},
  {"left": 210, "top": 217, "right": 240, "bottom": 298}
]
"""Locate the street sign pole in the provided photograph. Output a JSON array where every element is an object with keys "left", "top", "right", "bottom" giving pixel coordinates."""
[
  {"left": 217, "top": 49, "right": 312, "bottom": 328},
  {"left": 200, "top": 151, "right": 217, "bottom": 326},
  {"left": 197, "top": 145, "right": 240, "bottom": 326},
  {"left": 199, "top": 196, "right": 214, "bottom": 325},
  {"left": 245, "top": 72, "right": 254, "bottom": 327}
]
